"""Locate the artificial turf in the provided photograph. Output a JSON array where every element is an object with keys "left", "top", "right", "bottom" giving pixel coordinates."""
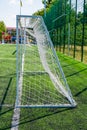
[
  {"left": 0, "top": 44, "right": 87, "bottom": 130},
  {"left": 18, "top": 52, "right": 87, "bottom": 130}
]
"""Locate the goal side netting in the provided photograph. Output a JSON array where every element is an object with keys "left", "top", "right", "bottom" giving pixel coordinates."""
[{"left": 16, "top": 15, "right": 76, "bottom": 108}]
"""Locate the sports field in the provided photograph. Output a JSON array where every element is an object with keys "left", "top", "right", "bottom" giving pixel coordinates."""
[{"left": 0, "top": 44, "right": 87, "bottom": 130}]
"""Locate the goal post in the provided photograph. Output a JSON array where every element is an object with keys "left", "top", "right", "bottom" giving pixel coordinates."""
[{"left": 16, "top": 15, "right": 76, "bottom": 108}]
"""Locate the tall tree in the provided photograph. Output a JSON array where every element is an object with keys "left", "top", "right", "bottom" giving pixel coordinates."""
[{"left": 0, "top": 21, "right": 6, "bottom": 40}]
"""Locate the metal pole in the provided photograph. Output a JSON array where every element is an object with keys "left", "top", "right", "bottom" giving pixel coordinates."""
[
  {"left": 81, "top": 0, "right": 85, "bottom": 62},
  {"left": 19, "top": 0, "right": 22, "bottom": 69},
  {"left": 59, "top": 0, "right": 62, "bottom": 52},
  {"left": 16, "top": 16, "right": 19, "bottom": 106},
  {"left": 68, "top": 0, "right": 71, "bottom": 56},
  {"left": 44, "top": 0, "right": 46, "bottom": 17},
  {"left": 73, "top": 0, "right": 77, "bottom": 58},
  {"left": 24, "top": 18, "right": 26, "bottom": 53},
  {"left": 68, "top": 23, "right": 70, "bottom": 55},
  {"left": 63, "top": 0, "right": 66, "bottom": 54},
  {"left": 20, "top": 0, "right": 21, "bottom": 15}
]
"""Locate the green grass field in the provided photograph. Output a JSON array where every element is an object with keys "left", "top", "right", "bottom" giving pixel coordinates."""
[
  {"left": 0, "top": 44, "right": 87, "bottom": 130},
  {"left": 0, "top": 44, "right": 16, "bottom": 129},
  {"left": 20, "top": 45, "right": 70, "bottom": 106}
]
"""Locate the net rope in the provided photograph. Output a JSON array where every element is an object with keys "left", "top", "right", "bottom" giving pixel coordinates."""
[{"left": 16, "top": 15, "right": 76, "bottom": 107}]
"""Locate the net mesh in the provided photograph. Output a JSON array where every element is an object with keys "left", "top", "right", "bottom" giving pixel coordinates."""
[{"left": 16, "top": 15, "right": 76, "bottom": 108}]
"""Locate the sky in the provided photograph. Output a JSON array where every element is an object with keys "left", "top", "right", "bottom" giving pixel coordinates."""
[{"left": 0, "top": 0, "right": 44, "bottom": 27}]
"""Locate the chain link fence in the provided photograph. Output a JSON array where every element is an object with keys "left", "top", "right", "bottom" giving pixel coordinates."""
[{"left": 43, "top": 0, "right": 87, "bottom": 63}]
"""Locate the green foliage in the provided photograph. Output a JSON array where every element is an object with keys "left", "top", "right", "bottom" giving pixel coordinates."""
[
  {"left": 0, "top": 21, "right": 6, "bottom": 31},
  {"left": 34, "top": 0, "right": 87, "bottom": 49},
  {"left": 0, "top": 21, "right": 6, "bottom": 40},
  {"left": 42, "top": 0, "right": 53, "bottom": 5},
  {"left": 34, "top": 0, "right": 55, "bottom": 16},
  {"left": 33, "top": 9, "right": 44, "bottom": 16},
  {"left": 41, "top": 0, "right": 87, "bottom": 63}
]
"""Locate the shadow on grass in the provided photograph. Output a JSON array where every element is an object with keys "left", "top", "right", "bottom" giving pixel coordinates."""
[
  {"left": 18, "top": 107, "right": 75, "bottom": 126},
  {"left": 62, "top": 62, "right": 81, "bottom": 68},
  {"left": 0, "top": 73, "right": 16, "bottom": 78},
  {"left": 12, "top": 50, "right": 17, "bottom": 55},
  {"left": 0, "top": 125, "right": 11, "bottom": 130},
  {"left": 75, "top": 87, "right": 87, "bottom": 97},
  {"left": 0, "top": 108, "right": 76, "bottom": 130},
  {"left": 0, "top": 75, "right": 15, "bottom": 130},
  {"left": 66, "top": 68, "right": 87, "bottom": 78},
  {"left": 0, "top": 77, "right": 13, "bottom": 112},
  {"left": 0, "top": 107, "right": 14, "bottom": 116}
]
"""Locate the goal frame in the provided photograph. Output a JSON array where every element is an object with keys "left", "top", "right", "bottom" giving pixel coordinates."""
[{"left": 16, "top": 15, "right": 76, "bottom": 108}]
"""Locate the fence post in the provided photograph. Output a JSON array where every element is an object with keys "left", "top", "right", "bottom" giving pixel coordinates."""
[
  {"left": 81, "top": 0, "right": 85, "bottom": 62},
  {"left": 68, "top": 0, "right": 71, "bottom": 56},
  {"left": 73, "top": 0, "right": 77, "bottom": 59},
  {"left": 63, "top": 0, "right": 66, "bottom": 54}
]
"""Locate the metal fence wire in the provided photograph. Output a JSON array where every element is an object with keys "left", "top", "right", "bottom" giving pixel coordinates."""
[{"left": 43, "top": 0, "right": 87, "bottom": 63}]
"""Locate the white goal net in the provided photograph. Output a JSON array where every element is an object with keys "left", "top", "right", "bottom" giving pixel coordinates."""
[{"left": 16, "top": 15, "right": 76, "bottom": 108}]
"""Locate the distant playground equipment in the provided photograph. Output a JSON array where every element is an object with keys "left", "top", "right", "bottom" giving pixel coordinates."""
[{"left": 2, "top": 27, "right": 16, "bottom": 43}]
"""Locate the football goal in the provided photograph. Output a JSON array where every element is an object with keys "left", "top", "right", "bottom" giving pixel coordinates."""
[{"left": 16, "top": 15, "right": 76, "bottom": 108}]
